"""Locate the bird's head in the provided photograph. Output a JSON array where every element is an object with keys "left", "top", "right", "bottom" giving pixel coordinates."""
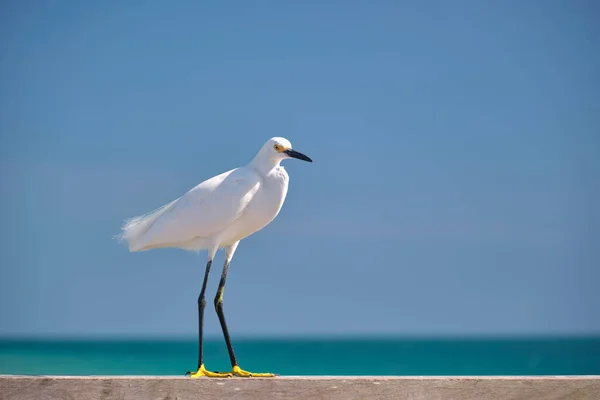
[{"left": 263, "top": 137, "right": 312, "bottom": 163}]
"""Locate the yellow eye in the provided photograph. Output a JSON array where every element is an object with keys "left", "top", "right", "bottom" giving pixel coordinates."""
[{"left": 273, "top": 144, "right": 282, "bottom": 152}]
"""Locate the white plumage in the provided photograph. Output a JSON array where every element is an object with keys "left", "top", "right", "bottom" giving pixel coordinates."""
[
  {"left": 118, "top": 137, "right": 312, "bottom": 256},
  {"left": 118, "top": 137, "right": 312, "bottom": 378}
]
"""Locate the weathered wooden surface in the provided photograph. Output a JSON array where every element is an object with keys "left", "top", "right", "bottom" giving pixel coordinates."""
[{"left": 1, "top": 375, "right": 599, "bottom": 400}]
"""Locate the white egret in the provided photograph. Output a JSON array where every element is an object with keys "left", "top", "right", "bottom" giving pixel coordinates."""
[{"left": 118, "top": 137, "right": 312, "bottom": 378}]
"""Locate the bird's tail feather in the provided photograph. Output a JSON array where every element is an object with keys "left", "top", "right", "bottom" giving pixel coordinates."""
[{"left": 116, "top": 199, "right": 179, "bottom": 252}]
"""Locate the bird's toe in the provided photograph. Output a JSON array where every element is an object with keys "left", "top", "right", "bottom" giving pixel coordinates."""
[
  {"left": 187, "top": 364, "right": 232, "bottom": 378},
  {"left": 231, "top": 365, "right": 277, "bottom": 378}
]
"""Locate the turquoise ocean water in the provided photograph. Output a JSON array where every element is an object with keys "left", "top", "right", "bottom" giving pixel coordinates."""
[{"left": 1, "top": 337, "right": 599, "bottom": 376}]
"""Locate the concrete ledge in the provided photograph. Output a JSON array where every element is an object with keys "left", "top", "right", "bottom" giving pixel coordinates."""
[{"left": 1, "top": 375, "right": 599, "bottom": 400}]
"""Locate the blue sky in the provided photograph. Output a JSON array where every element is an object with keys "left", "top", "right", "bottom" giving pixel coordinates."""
[{"left": 0, "top": 0, "right": 598, "bottom": 338}]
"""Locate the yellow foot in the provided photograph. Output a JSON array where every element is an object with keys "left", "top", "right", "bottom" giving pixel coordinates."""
[
  {"left": 232, "top": 365, "right": 277, "bottom": 378},
  {"left": 186, "top": 364, "right": 232, "bottom": 378}
]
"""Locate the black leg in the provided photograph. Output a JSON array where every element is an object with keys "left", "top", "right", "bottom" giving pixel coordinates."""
[
  {"left": 214, "top": 260, "right": 239, "bottom": 367},
  {"left": 187, "top": 258, "right": 232, "bottom": 378},
  {"left": 197, "top": 259, "right": 212, "bottom": 369},
  {"left": 210, "top": 241, "right": 274, "bottom": 377}
]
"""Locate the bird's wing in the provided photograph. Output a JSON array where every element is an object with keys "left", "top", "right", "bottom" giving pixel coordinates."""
[{"left": 133, "top": 167, "right": 261, "bottom": 249}]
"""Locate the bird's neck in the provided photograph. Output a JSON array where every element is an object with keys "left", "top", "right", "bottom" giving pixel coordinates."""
[{"left": 249, "top": 155, "right": 282, "bottom": 176}]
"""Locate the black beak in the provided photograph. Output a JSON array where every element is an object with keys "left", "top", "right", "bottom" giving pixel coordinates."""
[{"left": 283, "top": 149, "right": 312, "bottom": 162}]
